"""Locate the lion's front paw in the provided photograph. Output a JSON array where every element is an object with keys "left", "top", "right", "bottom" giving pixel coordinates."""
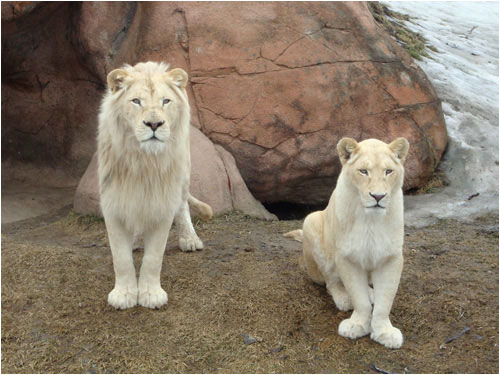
[
  {"left": 338, "top": 318, "right": 371, "bottom": 339},
  {"left": 371, "top": 325, "right": 403, "bottom": 349},
  {"left": 179, "top": 235, "right": 203, "bottom": 252},
  {"left": 138, "top": 285, "right": 168, "bottom": 309},
  {"left": 108, "top": 286, "right": 138, "bottom": 309}
]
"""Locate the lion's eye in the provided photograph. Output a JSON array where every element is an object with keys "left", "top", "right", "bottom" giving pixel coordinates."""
[
  {"left": 132, "top": 98, "right": 141, "bottom": 105},
  {"left": 359, "top": 169, "right": 368, "bottom": 176},
  {"left": 162, "top": 99, "right": 171, "bottom": 105},
  {"left": 386, "top": 169, "right": 393, "bottom": 176}
]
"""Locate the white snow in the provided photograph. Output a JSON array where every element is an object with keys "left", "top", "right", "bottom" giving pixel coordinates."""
[{"left": 385, "top": 1, "right": 499, "bottom": 226}]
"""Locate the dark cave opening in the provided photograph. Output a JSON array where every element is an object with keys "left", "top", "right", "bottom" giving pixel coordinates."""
[{"left": 264, "top": 201, "right": 326, "bottom": 221}]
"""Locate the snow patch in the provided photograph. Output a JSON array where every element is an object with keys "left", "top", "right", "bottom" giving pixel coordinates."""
[{"left": 386, "top": 2, "right": 499, "bottom": 226}]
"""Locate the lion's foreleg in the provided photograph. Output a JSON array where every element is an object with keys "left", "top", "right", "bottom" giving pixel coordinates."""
[
  {"left": 137, "top": 217, "right": 173, "bottom": 309},
  {"left": 175, "top": 200, "right": 204, "bottom": 252},
  {"left": 106, "top": 217, "right": 138, "bottom": 309},
  {"left": 336, "top": 258, "right": 372, "bottom": 339},
  {"left": 370, "top": 255, "right": 404, "bottom": 349}
]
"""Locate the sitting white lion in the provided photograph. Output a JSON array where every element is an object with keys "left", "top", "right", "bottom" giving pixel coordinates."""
[
  {"left": 285, "top": 137, "right": 409, "bottom": 348},
  {"left": 97, "top": 61, "right": 212, "bottom": 309}
]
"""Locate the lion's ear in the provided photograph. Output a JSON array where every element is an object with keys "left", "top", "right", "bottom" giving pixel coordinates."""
[
  {"left": 167, "top": 68, "right": 188, "bottom": 89},
  {"left": 337, "top": 137, "right": 358, "bottom": 165},
  {"left": 107, "top": 69, "right": 128, "bottom": 93},
  {"left": 389, "top": 137, "right": 410, "bottom": 164}
]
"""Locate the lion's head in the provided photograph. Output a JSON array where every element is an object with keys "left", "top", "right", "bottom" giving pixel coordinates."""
[
  {"left": 106, "top": 62, "right": 189, "bottom": 154},
  {"left": 337, "top": 137, "right": 409, "bottom": 212}
]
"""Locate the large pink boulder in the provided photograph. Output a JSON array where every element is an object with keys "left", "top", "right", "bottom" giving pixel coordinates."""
[
  {"left": 182, "top": 2, "right": 447, "bottom": 203},
  {"left": 2, "top": 2, "right": 447, "bottom": 206}
]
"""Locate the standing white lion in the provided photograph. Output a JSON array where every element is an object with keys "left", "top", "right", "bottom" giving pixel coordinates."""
[{"left": 98, "top": 61, "right": 212, "bottom": 309}]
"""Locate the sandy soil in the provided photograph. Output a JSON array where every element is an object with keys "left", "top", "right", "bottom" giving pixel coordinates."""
[{"left": 1, "top": 208, "right": 498, "bottom": 373}]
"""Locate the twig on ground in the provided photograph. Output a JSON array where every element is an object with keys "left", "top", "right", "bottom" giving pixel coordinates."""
[
  {"left": 445, "top": 326, "right": 471, "bottom": 344},
  {"left": 268, "top": 345, "right": 284, "bottom": 353},
  {"left": 467, "top": 193, "right": 480, "bottom": 201},
  {"left": 370, "top": 363, "right": 391, "bottom": 374}
]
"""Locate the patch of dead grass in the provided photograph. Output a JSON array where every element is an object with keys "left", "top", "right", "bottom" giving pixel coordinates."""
[
  {"left": 368, "top": 2, "right": 436, "bottom": 61},
  {"left": 408, "top": 168, "right": 450, "bottom": 195},
  {"left": 1, "top": 211, "right": 498, "bottom": 373}
]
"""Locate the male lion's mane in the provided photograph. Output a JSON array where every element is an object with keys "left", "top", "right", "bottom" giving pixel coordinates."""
[{"left": 97, "top": 62, "right": 190, "bottom": 234}]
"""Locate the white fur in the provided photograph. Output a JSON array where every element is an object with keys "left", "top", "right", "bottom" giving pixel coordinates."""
[
  {"left": 98, "top": 62, "right": 212, "bottom": 309},
  {"left": 285, "top": 137, "right": 409, "bottom": 349}
]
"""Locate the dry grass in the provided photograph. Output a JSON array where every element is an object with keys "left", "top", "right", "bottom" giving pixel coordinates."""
[
  {"left": 368, "top": 2, "right": 436, "bottom": 61},
  {"left": 2, "top": 211, "right": 498, "bottom": 373},
  {"left": 408, "top": 168, "right": 450, "bottom": 195}
]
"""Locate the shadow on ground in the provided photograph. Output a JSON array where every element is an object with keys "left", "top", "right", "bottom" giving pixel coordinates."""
[{"left": 1, "top": 208, "right": 498, "bottom": 373}]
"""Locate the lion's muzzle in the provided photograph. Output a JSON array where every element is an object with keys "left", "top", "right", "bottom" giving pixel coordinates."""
[
  {"left": 368, "top": 192, "right": 387, "bottom": 209},
  {"left": 143, "top": 120, "right": 165, "bottom": 131}
]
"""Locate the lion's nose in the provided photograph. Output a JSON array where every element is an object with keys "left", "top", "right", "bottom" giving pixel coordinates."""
[
  {"left": 369, "top": 193, "right": 386, "bottom": 202},
  {"left": 143, "top": 120, "right": 165, "bottom": 131}
]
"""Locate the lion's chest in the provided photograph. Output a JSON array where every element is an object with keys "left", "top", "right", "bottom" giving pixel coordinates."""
[
  {"left": 100, "top": 157, "right": 186, "bottom": 232},
  {"left": 337, "top": 218, "right": 401, "bottom": 270}
]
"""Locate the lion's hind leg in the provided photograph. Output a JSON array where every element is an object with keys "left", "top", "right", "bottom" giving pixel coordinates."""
[
  {"left": 303, "top": 212, "right": 353, "bottom": 311},
  {"left": 175, "top": 199, "right": 204, "bottom": 252},
  {"left": 326, "top": 278, "right": 353, "bottom": 311},
  {"left": 302, "top": 212, "right": 326, "bottom": 285},
  {"left": 327, "top": 277, "right": 353, "bottom": 312}
]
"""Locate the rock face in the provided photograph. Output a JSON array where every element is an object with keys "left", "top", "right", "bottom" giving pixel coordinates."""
[
  {"left": 2, "top": 3, "right": 103, "bottom": 179},
  {"left": 2, "top": 2, "right": 447, "bottom": 207},
  {"left": 73, "top": 127, "right": 277, "bottom": 220},
  {"left": 184, "top": 2, "right": 447, "bottom": 203}
]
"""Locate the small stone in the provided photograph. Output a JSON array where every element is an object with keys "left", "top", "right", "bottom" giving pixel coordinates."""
[
  {"left": 242, "top": 333, "right": 257, "bottom": 345},
  {"left": 269, "top": 345, "right": 284, "bottom": 353}
]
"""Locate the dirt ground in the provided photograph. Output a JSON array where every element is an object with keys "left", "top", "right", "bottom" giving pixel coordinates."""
[{"left": 1, "top": 207, "right": 498, "bottom": 373}]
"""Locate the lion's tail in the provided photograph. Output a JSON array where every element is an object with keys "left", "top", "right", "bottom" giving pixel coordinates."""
[
  {"left": 283, "top": 229, "right": 303, "bottom": 243},
  {"left": 188, "top": 194, "right": 213, "bottom": 221}
]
